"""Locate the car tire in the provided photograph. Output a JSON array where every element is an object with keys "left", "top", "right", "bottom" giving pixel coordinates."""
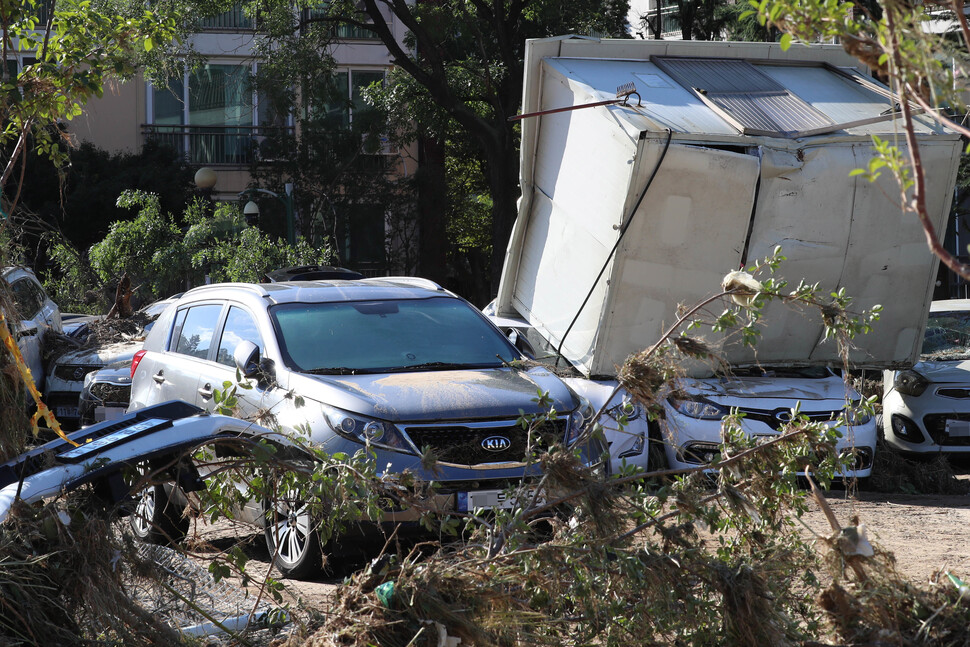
[
  {"left": 129, "top": 483, "right": 189, "bottom": 545},
  {"left": 263, "top": 493, "right": 326, "bottom": 580}
]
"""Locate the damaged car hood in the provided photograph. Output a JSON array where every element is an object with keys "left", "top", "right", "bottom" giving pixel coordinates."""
[
  {"left": 912, "top": 359, "right": 970, "bottom": 383},
  {"left": 680, "top": 373, "right": 856, "bottom": 404},
  {"left": 289, "top": 366, "right": 576, "bottom": 422}
]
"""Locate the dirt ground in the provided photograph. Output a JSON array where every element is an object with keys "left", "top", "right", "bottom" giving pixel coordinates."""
[
  {"left": 801, "top": 488, "right": 970, "bottom": 583},
  {"left": 189, "top": 480, "right": 970, "bottom": 617}
]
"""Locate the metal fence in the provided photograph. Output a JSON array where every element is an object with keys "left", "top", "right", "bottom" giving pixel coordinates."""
[{"left": 142, "top": 124, "right": 293, "bottom": 165}]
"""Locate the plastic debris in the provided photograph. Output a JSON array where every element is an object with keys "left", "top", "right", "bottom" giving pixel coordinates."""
[{"left": 375, "top": 581, "right": 395, "bottom": 608}]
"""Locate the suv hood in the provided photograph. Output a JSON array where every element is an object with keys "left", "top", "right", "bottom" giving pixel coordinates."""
[{"left": 291, "top": 366, "right": 577, "bottom": 422}]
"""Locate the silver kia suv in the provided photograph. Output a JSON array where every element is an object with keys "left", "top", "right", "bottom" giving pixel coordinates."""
[{"left": 127, "top": 277, "right": 602, "bottom": 577}]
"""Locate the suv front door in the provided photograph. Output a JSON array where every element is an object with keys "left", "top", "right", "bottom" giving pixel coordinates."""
[{"left": 199, "top": 304, "right": 269, "bottom": 420}]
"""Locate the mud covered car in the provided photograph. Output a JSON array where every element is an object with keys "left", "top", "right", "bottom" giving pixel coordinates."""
[
  {"left": 883, "top": 299, "right": 970, "bottom": 454},
  {"left": 45, "top": 294, "right": 180, "bottom": 429},
  {"left": 661, "top": 366, "right": 876, "bottom": 476},
  {"left": 78, "top": 361, "right": 132, "bottom": 427},
  {"left": 127, "top": 278, "right": 606, "bottom": 578}
]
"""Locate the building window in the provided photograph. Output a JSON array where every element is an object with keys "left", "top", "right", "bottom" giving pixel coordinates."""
[
  {"left": 322, "top": 69, "right": 385, "bottom": 129},
  {"left": 145, "top": 63, "right": 290, "bottom": 165}
]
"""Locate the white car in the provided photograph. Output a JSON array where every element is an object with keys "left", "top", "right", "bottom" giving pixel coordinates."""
[
  {"left": 883, "top": 299, "right": 970, "bottom": 454},
  {"left": 661, "top": 367, "right": 876, "bottom": 477},
  {"left": 4, "top": 266, "right": 62, "bottom": 390},
  {"left": 485, "top": 304, "right": 875, "bottom": 478}
]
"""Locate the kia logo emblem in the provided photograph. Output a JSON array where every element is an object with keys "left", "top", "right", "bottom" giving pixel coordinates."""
[
  {"left": 774, "top": 410, "right": 793, "bottom": 422},
  {"left": 481, "top": 436, "right": 511, "bottom": 452},
  {"left": 73, "top": 367, "right": 87, "bottom": 380}
]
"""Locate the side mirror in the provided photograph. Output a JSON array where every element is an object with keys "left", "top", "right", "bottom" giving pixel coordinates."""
[
  {"left": 507, "top": 328, "right": 536, "bottom": 359},
  {"left": 233, "top": 340, "right": 261, "bottom": 378}
]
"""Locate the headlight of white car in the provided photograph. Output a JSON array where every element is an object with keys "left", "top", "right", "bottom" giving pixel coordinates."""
[
  {"left": 668, "top": 395, "right": 727, "bottom": 420},
  {"left": 844, "top": 402, "right": 873, "bottom": 426},
  {"left": 893, "top": 369, "right": 929, "bottom": 397},
  {"left": 322, "top": 404, "right": 412, "bottom": 453}
]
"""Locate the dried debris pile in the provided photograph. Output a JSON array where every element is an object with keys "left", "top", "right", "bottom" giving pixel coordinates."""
[
  {"left": 866, "top": 440, "right": 970, "bottom": 495},
  {"left": 43, "top": 310, "right": 153, "bottom": 365},
  {"left": 0, "top": 496, "right": 182, "bottom": 646},
  {"left": 0, "top": 494, "right": 284, "bottom": 647}
]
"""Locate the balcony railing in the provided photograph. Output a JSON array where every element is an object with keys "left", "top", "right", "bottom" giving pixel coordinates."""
[
  {"left": 201, "top": 5, "right": 253, "bottom": 30},
  {"left": 142, "top": 124, "right": 294, "bottom": 165}
]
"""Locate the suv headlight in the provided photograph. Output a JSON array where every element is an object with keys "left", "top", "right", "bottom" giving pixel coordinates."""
[
  {"left": 564, "top": 397, "right": 594, "bottom": 446},
  {"left": 894, "top": 369, "right": 929, "bottom": 397},
  {"left": 668, "top": 395, "right": 727, "bottom": 420},
  {"left": 322, "top": 405, "right": 413, "bottom": 453}
]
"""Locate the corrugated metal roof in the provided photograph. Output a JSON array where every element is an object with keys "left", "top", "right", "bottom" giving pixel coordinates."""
[
  {"left": 654, "top": 57, "right": 781, "bottom": 93},
  {"left": 654, "top": 57, "right": 833, "bottom": 136},
  {"left": 541, "top": 56, "right": 949, "bottom": 138}
]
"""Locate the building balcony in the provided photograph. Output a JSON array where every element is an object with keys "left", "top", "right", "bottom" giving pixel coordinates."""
[{"left": 142, "top": 124, "right": 295, "bottom": 166}]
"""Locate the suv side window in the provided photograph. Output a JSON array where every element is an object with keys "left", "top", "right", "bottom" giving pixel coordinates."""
[
  {"left": 173, "top": 304, "right": 223, "bottom": 360},
  {"left": 10, "top": 278, "right": 41, "bottom": 319},
  {"left": 216, "top": 306, "right": 263, "bottom": 367}
]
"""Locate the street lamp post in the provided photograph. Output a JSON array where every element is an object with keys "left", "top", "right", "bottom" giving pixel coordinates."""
[{"left": 237, "top": 184, "right": 296, "bottom": 245}]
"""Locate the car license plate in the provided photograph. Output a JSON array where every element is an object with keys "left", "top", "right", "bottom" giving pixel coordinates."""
[
  {"left": 457, "top": 488, "right": 541, "bottom": 512},
  {"left": 946, "top": 419, "right": 970, "bottom": 437},
  {"left": 56, "top": 406, "right": 78, "bottom": 419},
  {"left": 95, "top": 406, "right": 126, "bottom": 422}
]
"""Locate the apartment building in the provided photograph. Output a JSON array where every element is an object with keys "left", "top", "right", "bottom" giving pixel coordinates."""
[{"left": 23, "top": 4, "right": 414, "bottom": 274}]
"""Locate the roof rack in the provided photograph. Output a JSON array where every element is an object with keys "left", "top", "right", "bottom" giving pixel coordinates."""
[
  {"left": 363, "top": 276, "right": 445, "bottom": 291},
  {"left": 183, "top": 282, "right": 271, "bottom": 297}
]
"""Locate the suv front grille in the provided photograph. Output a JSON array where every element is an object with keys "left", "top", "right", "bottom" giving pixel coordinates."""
[
  {"left": 54, "top": 364, "right": 100, "bottom": 382},
  {"left": 89, "top": 382, "right": 131, "bottom": 405},
  {"left": 403, "top": 419, "right": 567, "bottom": 466}
]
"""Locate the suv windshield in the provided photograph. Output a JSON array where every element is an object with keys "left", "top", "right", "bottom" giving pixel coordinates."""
[
  {"left": 921, "top": 310, "right": 970, "bottom": 361},
  {"left": 272, "top": 296, "right": 517, "bottom": 374}
]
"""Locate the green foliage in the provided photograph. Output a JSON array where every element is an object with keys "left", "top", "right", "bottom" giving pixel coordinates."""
[
  {"left": 0, "top": 0, "right": 180, "bottom": 182},
  {"left": 87, "top": 191, "right": 185, "bottom": 301},
  {"left": 717, "top": 1, "right": 775, "bottom": 41},
  {"left": 51, "top": 190, "right": 336, "bottom": 308}
]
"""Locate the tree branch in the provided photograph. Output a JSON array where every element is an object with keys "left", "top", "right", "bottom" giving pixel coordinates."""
[{"left": 887, "top": 7, "right": 970, "bottom": 281}]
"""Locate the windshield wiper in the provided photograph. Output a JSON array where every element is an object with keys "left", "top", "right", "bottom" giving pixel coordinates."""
[
  {"left": 305, "top": 367, "right": 373, "bottom": 375},
  {"left": 388, "top": 361, "right": 484, "bottom": 372}
]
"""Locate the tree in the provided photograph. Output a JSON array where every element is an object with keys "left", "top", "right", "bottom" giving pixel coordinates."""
[
  {"left": 247, "top": 52, "right": 417, "bottom": 273},
  {"left": 675, "top": 0, "right": 727, "bottom": 40},
  {"left": 317, "top": 0, "right": 630, "bottom": 297},
  {"left": 749, "top": 0, "right": 970, "bottom": 281},
  {"left": 0, "top": 0, "right": 179, "bottom": 218},
  {"left": 46, "top": 190, "right": 337, "bottom": 311}
]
